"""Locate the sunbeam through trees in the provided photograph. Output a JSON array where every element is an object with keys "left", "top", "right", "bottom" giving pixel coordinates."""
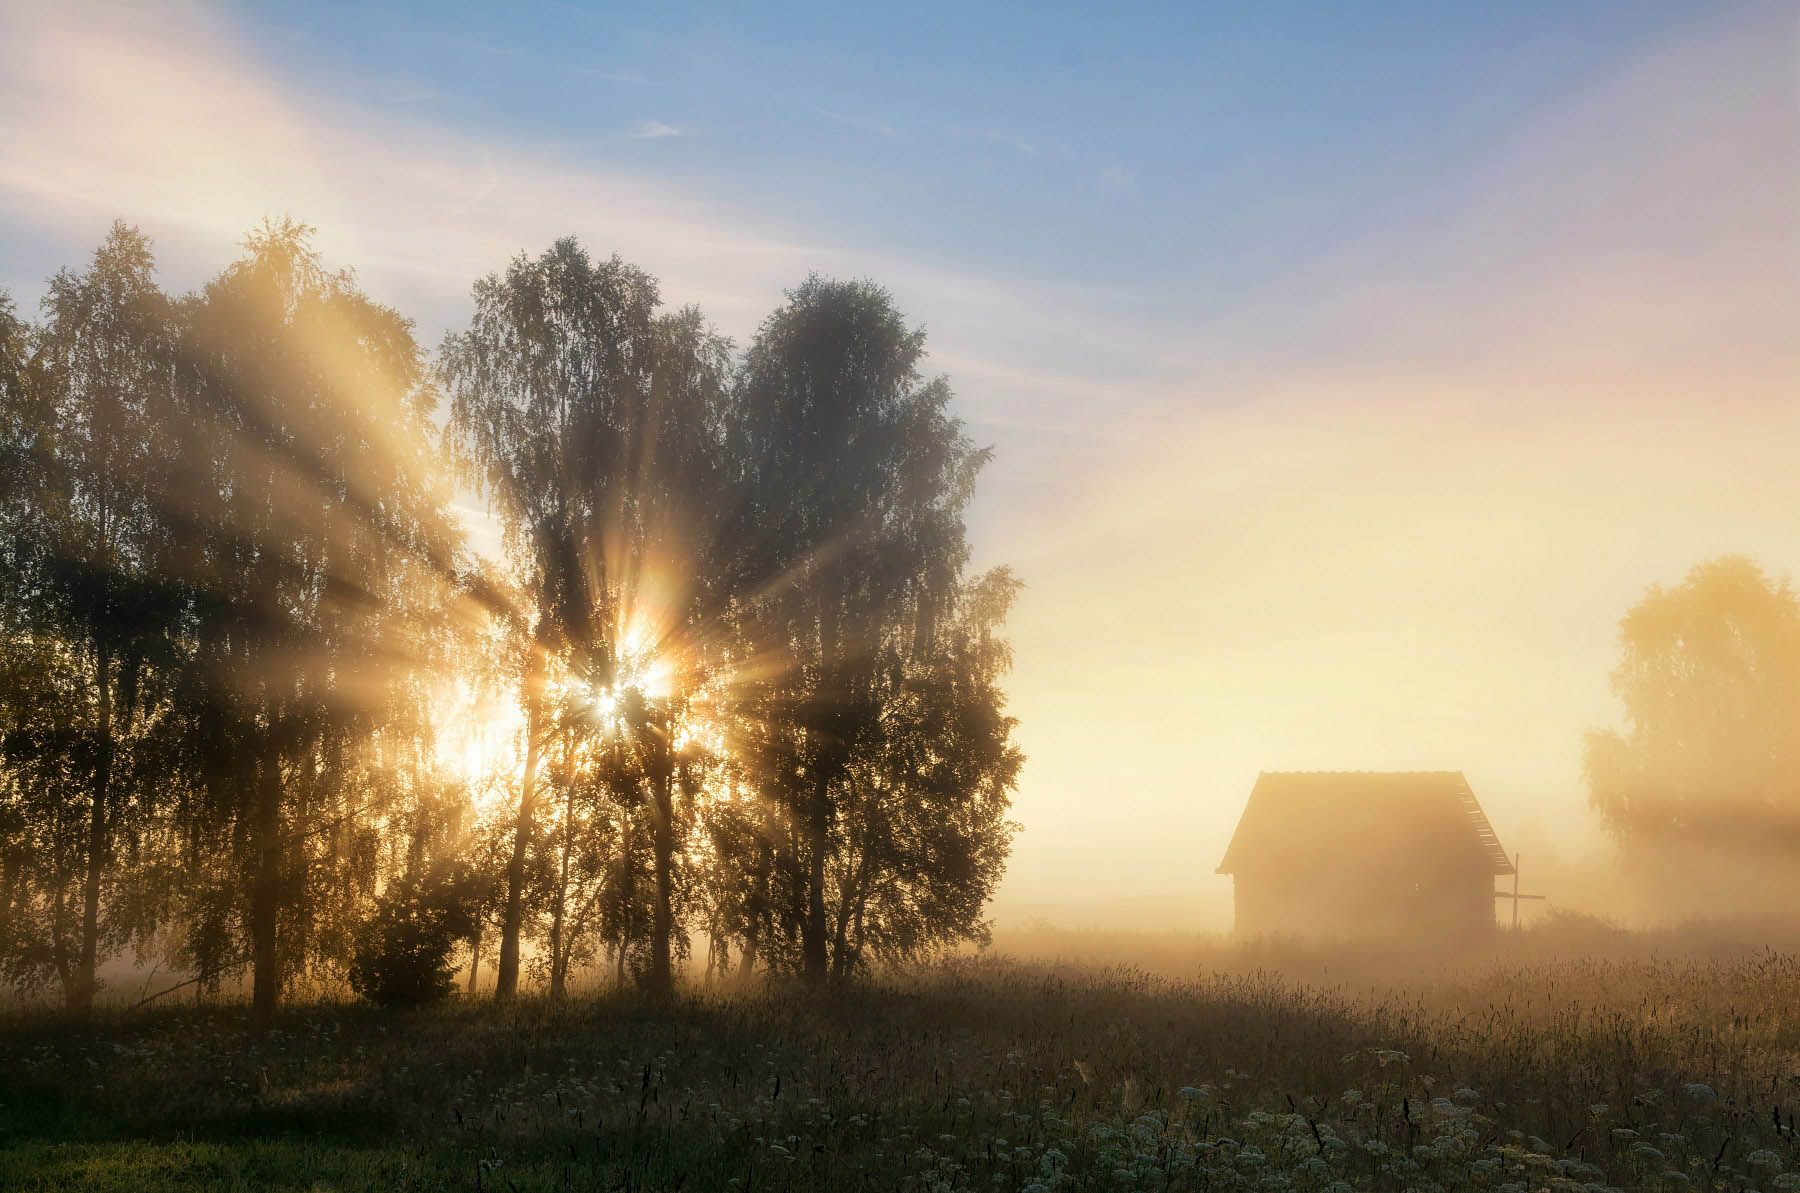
[{"left": 0, "top": 222, "right": 1021, "bottom": 1016}]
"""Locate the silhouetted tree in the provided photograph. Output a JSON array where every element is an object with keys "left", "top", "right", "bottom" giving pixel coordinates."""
[
  {"left": 0, "top": 226, "right": 1021, "bottom": 1009},
  {"left": 730, "top": 276, "right": 1015, "bottom": 984},
  {"left": 0, "top": 226, "right": 187, "bottom": 1013},
  {"left": 623, "top": 306, "right": 737, "bottom": 996},
  {"left": 0, "top": 290, "right": 47, "bottom": 991},
  {"left": 440, "top": 239, "right": 661, "bottom": 999},
  {"left": 348, "top": 859, "right": 480, "bottom": 1008},
  {"left": 829, "top": 567, "right": 1022, "bottom": 975},
  {"left": 178, "top": 220, "right": 461, "bottom": 1019}
]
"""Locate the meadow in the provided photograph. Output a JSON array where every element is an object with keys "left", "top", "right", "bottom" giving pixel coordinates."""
[{"left": 5, "top": 945, "right": 1800, "bottom": 1192}]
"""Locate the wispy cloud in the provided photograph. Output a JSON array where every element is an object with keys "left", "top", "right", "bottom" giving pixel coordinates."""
[
  {"left": 627, "top": 119, "right": 682, "bottom": 139},
  {"left": 1097, "top": 164, "right": 1135, "bottom": 189},
  {"left": 0, "top": 1, "right": 1151, "bottom": 404}
]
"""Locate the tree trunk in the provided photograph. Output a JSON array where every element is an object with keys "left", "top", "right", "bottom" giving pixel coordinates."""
[
  {"left": 494, "top": 702, "right": 543, "bottom": 1001},
  {"left": 50, "top": 877, "right": 73, "bottom": 1005},
  {"left": 467, "top": 920, "right": 482, "bottom": 995},
  {"left": 803, "top": 600, "right": 841, "bottom": 987},
  {"left": 250, "top": 714, "right": 284, "bottom": 1023},
  {"left": 738, "top": 931, "right": 758, "bottom": 983},
  {"left": 548, "top": 761, "right": 573, "bottom": 1000},
  {"left": 843, "top": 866, "right": 877, "bottom": 978},
  {"left": 802, "top": 778, "right": 830, "bottom": 984},
  {"left": 832, "top": 840, "right": 877, "bottom": 982},
  {"left": 830, "top": 863, "right": 854, "bottom": 981},
  {"left": 71, "top": 644, "right": 112, "bottom": 1016},
  {"left": 614, "top": 807, "right": 637, "bottom": 986},
  {"left": 647, "top": 746, "right": 676, "bottom": 998},
  {"left": 705, "top": 931, "right": 726, "bottom": 983},
  {"left": 738, "top": 844, "right": 769, "bottom": 985}
]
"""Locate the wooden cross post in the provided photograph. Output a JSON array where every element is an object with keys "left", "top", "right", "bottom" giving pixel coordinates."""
[{"left": 1494, "top": 852, "right": 1546, "bottom": 931}]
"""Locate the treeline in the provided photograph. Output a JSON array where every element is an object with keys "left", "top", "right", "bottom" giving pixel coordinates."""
[{"left": 0, "top": 220, "right": 1021, "bottom": 1018}]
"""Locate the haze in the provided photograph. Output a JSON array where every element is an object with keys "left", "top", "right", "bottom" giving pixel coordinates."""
[{"left": 2, "top": 0, "right": 1795, "bottom": 931}]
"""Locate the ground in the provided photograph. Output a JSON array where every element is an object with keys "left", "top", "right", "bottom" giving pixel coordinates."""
[{"left": 4, "top": 956, "right": 1799, "bottom": 1191}]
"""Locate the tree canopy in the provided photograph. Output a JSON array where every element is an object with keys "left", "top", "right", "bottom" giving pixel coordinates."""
[
  {"left": 0, "top": 222, "right": 1021, "bottom": 1012},
  {"left": 1586, "top": 556, "right": 1800, "bottom": 899}
]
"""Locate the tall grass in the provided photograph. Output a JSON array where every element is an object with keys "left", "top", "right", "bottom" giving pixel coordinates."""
[{"left": 4, "top": 954, "right": 1798, "bottom": 1190}]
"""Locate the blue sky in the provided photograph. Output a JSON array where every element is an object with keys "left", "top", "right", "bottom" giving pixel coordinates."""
[
  {"left": 238, "top": 2, "right": 1705, "bottom": 305},
  {"left": 1, "top": 1, "right": 1794, "bottom": 921}
]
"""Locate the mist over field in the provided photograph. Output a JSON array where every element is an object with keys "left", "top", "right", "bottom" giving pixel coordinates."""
[{"left": 3, "top": 3, "right": 1799, "bottom": 1191}]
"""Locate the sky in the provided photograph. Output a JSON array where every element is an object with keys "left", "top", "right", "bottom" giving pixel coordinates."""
[{"left": 2, "top": 0, "right": 1796, "bottom": 927}]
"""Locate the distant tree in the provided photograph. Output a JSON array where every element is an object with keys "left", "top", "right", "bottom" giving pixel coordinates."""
[
  {"left": 0, "top": 495, "right": 69, "bottom": 999},
  {"left": 0, "top": 290, "right": 36, "bottom": 510},
  {"left": 0, "top": 290, "right": 43, "bottom": 990},
  {"left": 1586, "top": 556, "right": 1800, "bottom": 867}
]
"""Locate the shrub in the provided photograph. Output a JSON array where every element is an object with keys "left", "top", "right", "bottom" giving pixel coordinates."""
[{"left": 348, "top": 866, "right": 477, "bottom": 1008}]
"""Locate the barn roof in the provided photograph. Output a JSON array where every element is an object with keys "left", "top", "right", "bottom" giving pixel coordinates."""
[{"left": 1216, "top": 771, "right": 1515, "bottom": 877}]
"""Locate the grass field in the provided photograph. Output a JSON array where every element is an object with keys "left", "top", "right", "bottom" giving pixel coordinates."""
[{"left": 4, "top": 954, "right": 1799, "bottom": 1191}]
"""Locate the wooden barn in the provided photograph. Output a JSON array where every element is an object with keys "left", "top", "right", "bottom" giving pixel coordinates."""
[{"left": 1216, "top": 771, "right": 1514, "bottom": 941}]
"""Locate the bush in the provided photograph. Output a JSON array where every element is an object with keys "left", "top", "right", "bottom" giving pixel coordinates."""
[{"left": 348, "top": 866, "right": 477, "bottom": 1008}]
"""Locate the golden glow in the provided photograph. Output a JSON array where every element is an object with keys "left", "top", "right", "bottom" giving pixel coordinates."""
[
  {"left": 431, "top": 678, "right": 525, "bottom": 814},
  {"left": 672, "top": 717, "right": 728, "bottom": 757},
  {"left": 9, "top": 0, "right": 1792, "bottom": 935},
  {"left": 615, "top": 614, "right": 674, "bottom": 702},
  {"left": 587, "top": 684, "right": 621, "bottom": 725},
  {"left": 569, "top": 614, "right": 690, "bottom": 745}
]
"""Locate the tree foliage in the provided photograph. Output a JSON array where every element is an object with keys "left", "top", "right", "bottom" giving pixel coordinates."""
[
  {"left": 1587, "top": 556, "right": 1800, "bottom": 861},
  {"left": 0, "top": 225, "right": 185, "bottom": 1012},
  {"left": 0, "top": 223, "right": 1021, "bottom": 1012},
  {"left": 348, "top": 863, "right": 480, "bottom": 1008}
]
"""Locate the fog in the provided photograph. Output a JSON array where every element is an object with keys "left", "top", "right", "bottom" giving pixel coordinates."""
[{"left": 3, "top": 2, "right": 1798, "bottom": 992}]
